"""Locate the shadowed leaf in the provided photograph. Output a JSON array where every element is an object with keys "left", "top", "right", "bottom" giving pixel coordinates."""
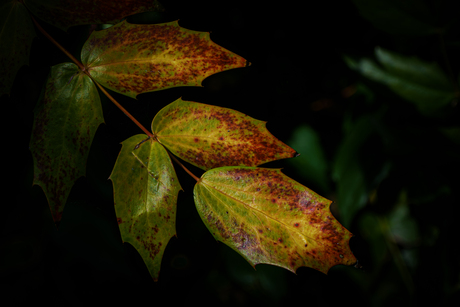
[
  {"left": 81, "top": 20, "right": 248, "bottom": 98},
  {"left": 352, "top": 0, "right": 435, "bottom": 36},
  {"left": 29, "top": 63, "right": 103, "bottom": 223},
  {"left": 151, "top": 98, "right": 297, "bottom": 170},
  {"left": 194, "top": 167, "right": 356, "bottom": 274},
  {"left": 110, "top": 135, "right": 181, "bottom": 281},
  {"left": 25, "top": 0, "right": 164, "bottom": 31},
  {"left": 287, "top": 125, "right": 330, "bottom": 193},
  {"left": 345, "top": 47, "right": 457, "bottom": 115},
  {"left": 332, "top": 115, "right": 374, "bottom": 228},
  {"left": 0, "top": 0, "right": 36, "bottom": 96}
]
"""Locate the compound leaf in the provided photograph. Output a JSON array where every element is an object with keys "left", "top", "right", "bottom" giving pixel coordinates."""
[
  {"left": 0, "top": 0, "right": 36, "bottom": 96},
  {"left": 29, "top": 62, "right": 103, "bottom": 223},
  {"left": 151, "top": 98, "right": 297, "bottom": 170},
  {"left": 25, "top": 0, "right": 164, "bottom": 31},
  {"left": 194, "top": 167, "right": 356, "bottom": 274},
  {"left": 110, "top": 135, "right": 181, "bottom": 281},
  {"left": 81, "top": 20, "right": 248, "bottom": 98}
]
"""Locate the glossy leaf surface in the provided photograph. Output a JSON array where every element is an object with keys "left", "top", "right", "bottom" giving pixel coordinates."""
[
  {"left": 152, "top": 98, "right": 297, "bottom": 170},
  {"left": 25, "top": 0, "right": 163, "bottom": 31},
  {"left": 0, "top": 0, "right": 36, "bottom": 96},
  {"left": 194, "top": 167, "right": 356, "bottom": 274},
  {"left": 29, "top": 63, "right": 103, "bottom": 222},
  {"left": 345, "top": 47, "right": 457, "bottom": 115},
  {"left": 81, "top": 20, "right": 248, "bottom": 98},
  {"left": 110, "top": 135, "right": 181, "bottom": 281}
]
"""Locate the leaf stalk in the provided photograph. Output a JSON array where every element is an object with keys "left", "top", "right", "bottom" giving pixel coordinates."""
[
  {"left": 95, "top": 82, "right": 154, "bottom": 138},
  {"left": 30, "top": 15, "right": 85, "bottom": 71},
  {"left": 30, "top": 12, "right": 154, "bottom": 138},
  {"left": 165, "top": 149, "right": 200, "bottom": 182}
]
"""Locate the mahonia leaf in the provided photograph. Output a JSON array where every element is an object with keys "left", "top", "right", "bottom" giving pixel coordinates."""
[
  {"left": 194, "top": 167, "right": 356, "bottom": 274},
  {"left": 0, "top": 0, "right": 36, "bottom": 96},
  {"left": 81, "top": 20, "right": 248, "bottom": 98},
  {"left": 110, "top": 135, "right": 181, "bottom": 281},
  {"left": 29, "top": 63, "right": 103, "bottom": 222},
  {"left": 151, "top": 98, "right": 297, "bottom": 170},
  {"left": 25, "top": 0, "right": 164, "bottom": 31}
]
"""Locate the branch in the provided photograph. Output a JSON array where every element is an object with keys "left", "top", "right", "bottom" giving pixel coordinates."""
[
  {"left": 30, "top": 15, "right": 85, "bottom": 71},
  {"left": 165, "top": 148, "right": 200, "bottom": 182},
  {"left": 95, "top": 82, "right": 154, "bottom": 138},
  {"left": 29, "top": 12, "right": 154, "bottom": 138}
]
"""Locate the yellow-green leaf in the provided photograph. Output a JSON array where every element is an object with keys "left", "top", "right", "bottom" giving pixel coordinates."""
[
  {"left": 152, "top": 98, "right": 297, "bottom": 170},
  {"left": 25, "top": 0, "right": 164, "bottom": 31},
  {"left": 0, "top": 0, "right": 36, "bottom": 96},
  {"left": 194, "top": 167, "right": 356, "bottom": 274},
  {"left": 110, "top": 135, "right": 181, "bottom": 281},
  {"left": 81, "top": 20, "right": 248, "bottom": 98},
  {"left": 29, "top": 62, "right": 103, "bottom": 222}
]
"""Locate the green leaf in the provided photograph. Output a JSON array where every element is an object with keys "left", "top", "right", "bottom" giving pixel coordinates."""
[
  {"left": 81, "top": 20, "right": 248, "bottom": 98},
  {"left": 332, "top": 115, "right": 377, "bottom": 227},
  {"left": 0, "top": 0, "right": 36, "bottom": 96},
  {"left": 346, "top": 47, "right": 456, "bottom": 115},
  {"left": 388, "top": 190, "right": 420, "bottom": 247},
  {"left": 439, "top": 126, "right": 460, "bottom": 145},
  {"left": 25, "top": 0, "right": 164, "bottom": 31},
  {"left": 352, "top": 0, "right": 436, "bottom": 36},
  {"left": 29, "top": 63, "right": 103, "bottom": 222},
  {"left": 194, "top": 167, "right": 356, "bottom": 274},
  {"left": 110, "top": 135, "right": 181, "bottom": 281},
  {"left": 287, "top": 125, "right": 330, "bottom": 192},
  {"left": 151, "top": 98, "right": 297, "bottom": 170}
]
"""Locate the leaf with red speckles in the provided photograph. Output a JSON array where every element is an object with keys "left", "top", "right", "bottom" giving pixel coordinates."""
[
  {"left": 110, "top": 135, "right": 181, "bottom": 281},
  {"left": 25, "top": 0, "right": 164, "bottom": 31},
  {"left": 194, "top": 167, "right": 357, "bottom": 274},
  {"left": 151, "top": 98, "right": 297, "bottom": 170},
  {"left": 80, "top": 20, "right": 248, "bottom": 98},
  {"left": 29, "top": 62, "right": 104, "bottom": 223},
  {"left": 0, "top": 0, "right": 36, "bottom": 96}
]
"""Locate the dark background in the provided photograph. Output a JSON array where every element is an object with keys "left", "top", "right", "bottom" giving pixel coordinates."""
[{"left": 2, "top": 0, "right": 459, "bottom": 306}]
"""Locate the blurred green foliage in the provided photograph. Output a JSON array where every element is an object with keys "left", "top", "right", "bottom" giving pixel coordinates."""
[
  {"left": 2, "top": 0, "right": 459, "bottom": 306},
  {"left": 286, "top": 0, "right": 460, "bottom": 305}
]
